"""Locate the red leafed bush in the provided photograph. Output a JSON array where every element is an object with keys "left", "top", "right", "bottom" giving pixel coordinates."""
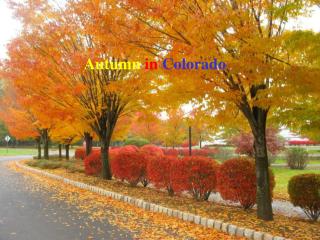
[
  {"left": 205, "top": 147, "right": 219, "bottom": 155},
  {"left": 110, "top": 146, "right": 120, "bottom": 149},
  {"left": 139, "top": 145, "right": 164, "bottom": 186},
  {"left": 162, "top": 148, "right": 179, "bottom": 156},
  {"left": 138, "top": 152, "right": 149, "bottom": 187},
  {"left": 92, "top": 147, "right": 101, "bottom": 152},
  {"left": 111, "top": 148, "right": 146, "bottom": 187},
  {"left": 181, "top": 140, "right": 197, "bottom": 148},
  {"left": 217, "top": 157, "right": 275, "bottom": 209},
  {"left": 141, "top": 144, "right": 164, "bottom": 158},
  {"left": 84, "top": 151, "right": 102, "bottom": 176},
  {"left": 121, "top": 145, "right": 139, "bottom": 153},
  {"left": 177, "top": 148, "right": 215, "bottom": 157},
  {"left": 147, "top": 155, "right": 178, "bottom": 196},
  {"left": 288, "top": 174, "right": 320, "bottom": 221},
  {"left": 88, "top": 147, "right": 101, "bottom": 154},
  {"left": 171, "top": 156, "right": 219, "bottom": 200},
  {"left": 76, "top": 147, "right": 106, "bottom": 160},
  {"left": 75, "top": 147, "right": 86, "bottom": 160},
  {"left": 192, "top": 149, "right": 210, "bottom": 156},
  {"left": 178, "top": 148, "right": 189, "bottom": 156},
  {"left": 109, "top": 147, "right": 120, "bottom": 161}
]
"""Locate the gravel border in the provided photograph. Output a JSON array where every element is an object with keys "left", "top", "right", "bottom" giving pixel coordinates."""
[{"left": 15, "top": 161, "right": 290, "bottom": 240}]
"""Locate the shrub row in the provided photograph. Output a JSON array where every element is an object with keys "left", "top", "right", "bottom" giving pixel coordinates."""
[
  {"left": 83, "top": 151, "right": 102, "bottom": 175},
  {"left": 83, "top": 147, "right": 121, "bottom": 176},
  {"left": 81, "top": 144, "right": 320, "bottom": 221},
  {"left": 77, "top": 145, "right": 218, "bottom": 160},
  {"left": 75, "top": 147, "right": 86, "bottom": 160},
  {"left": 161, "top": 147, "right": 218, "bottom": 157},
  {"left": 75, "top": 147, "right": 101, "bottom": 160},
  {"left": 82, "top": 144, "right": 275, "bottom": 209}
]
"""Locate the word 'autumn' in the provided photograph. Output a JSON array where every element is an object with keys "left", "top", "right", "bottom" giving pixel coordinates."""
[{"left": 85, "top": 58, "right": 227, "bottom": 71}]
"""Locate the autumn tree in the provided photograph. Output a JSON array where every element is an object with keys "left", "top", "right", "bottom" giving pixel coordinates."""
[
  {"left": 0, "top": 76, "right": 42, "bottom": 157},
  {"left": 1, "top": 32, "right": 68, "bottom": 160},
  {"left": 285, "top": 96, "right": 320, "bottom": 142},
  {"left": 186, "top": 108, "right": 217, "bottom": 148},
  {"left": 274, "top": 31, "right": 320, "bottom": 141},
  {"left": 120, "top": 0, "right": 320, "bottom": 220},
  {"left": 0, "top": 106, "right": 41, "bottom": 155},
  {"left": 7, "top": 0, "right": 152, "bottom": 179},
  {"left": 50, "top": 118, "right": 83, "bottom": 160},
  {"left": 129, "top": 111, "right": 162, "bottom": 144},
  {"left": 160, "top": 108, "right": 187, "bottom": 148}
]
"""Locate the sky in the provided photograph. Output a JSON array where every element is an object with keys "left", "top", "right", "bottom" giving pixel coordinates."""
[
  {"left": 0, "top": 3, "right": 319, "bottom": 59},
  {"left": 0, "top": 1, "right": 21, "bottom": 59}
]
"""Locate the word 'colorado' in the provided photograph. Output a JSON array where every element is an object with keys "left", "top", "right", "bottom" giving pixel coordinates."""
[{"left": 85, "top": 58, "right": 227, "bottom": 71}]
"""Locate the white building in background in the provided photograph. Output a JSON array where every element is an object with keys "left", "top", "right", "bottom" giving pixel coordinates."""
[{"left": 279, "top": 128, "right": 301, "bottom": 141}]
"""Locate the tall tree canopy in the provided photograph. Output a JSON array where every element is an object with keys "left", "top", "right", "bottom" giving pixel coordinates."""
[
  {"left": 3, "top": 0, "right": 154, "bottom": 178},
  {"left": 117, "top": 0, "right": 320, "bottom": 220}
]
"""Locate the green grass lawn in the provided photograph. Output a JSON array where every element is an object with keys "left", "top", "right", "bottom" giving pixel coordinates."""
[
  {"left": 273, "top": 158, "right": 320, "bottom": 165},
  {"left": 0, "top": 148, "right": 37, "bottom": 156},
  {"left": 272, "top": 167, "right": 319, "bottom": 199},
  {"left": 306, "top": 149, "right": 320, "bottom": 154}
]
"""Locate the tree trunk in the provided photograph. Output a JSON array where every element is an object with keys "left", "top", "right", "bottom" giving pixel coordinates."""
[
  {"left": 91, "top": 94, "right": 121, "bottom": 180},
  {"left": 239, "top": 83, "right": 273, "bottom": 221},
  {"left": 100, "top": 139, "right": 112, "bottom": 180},
  {"left": 249, "top": 107, "right": 273, "bottom": 221},
  {"left": 188, "top": 126, "right": 192, "bottom": 156},
  {"left": 253, "top": 126, "right": 273, "bottom": 220},
  {"left": 167, "top": 187, "right": 174, "bottom": 197},
  {"left": 65, "top": 144, "right": 70, "bottom": 160},
  {"left": 84, "top": 132, "right": 93, "bottom": 156},
  {"left": 36, "top": 137, "right": 41, "bottom": 159},
  {"left": 58, "top": 144, "right": 62, "bottom": 159},
  {"left": 199, "top": 133, "right": 202, "bottom": 149},
  {"left": 42, "top": 129, "right": 49, "bottom": 160}
]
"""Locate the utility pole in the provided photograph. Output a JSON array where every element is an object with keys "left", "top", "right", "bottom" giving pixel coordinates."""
[{"left": 188, "top": 126, "right": 192, "bottom": 156}]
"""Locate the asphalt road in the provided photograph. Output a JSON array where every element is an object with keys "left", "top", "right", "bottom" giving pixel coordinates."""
[{"left": 0, "top": 156, "right": 133, "bottom": 240}]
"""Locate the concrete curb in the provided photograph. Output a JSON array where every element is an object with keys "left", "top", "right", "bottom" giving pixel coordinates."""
[{"left": 15, "top": 161, "right": 289, "bottom": 240}]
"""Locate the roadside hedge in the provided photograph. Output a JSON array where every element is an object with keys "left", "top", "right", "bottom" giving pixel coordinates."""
[{"left": 81, "top": 146, "right": 282, "bottom": 210}]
